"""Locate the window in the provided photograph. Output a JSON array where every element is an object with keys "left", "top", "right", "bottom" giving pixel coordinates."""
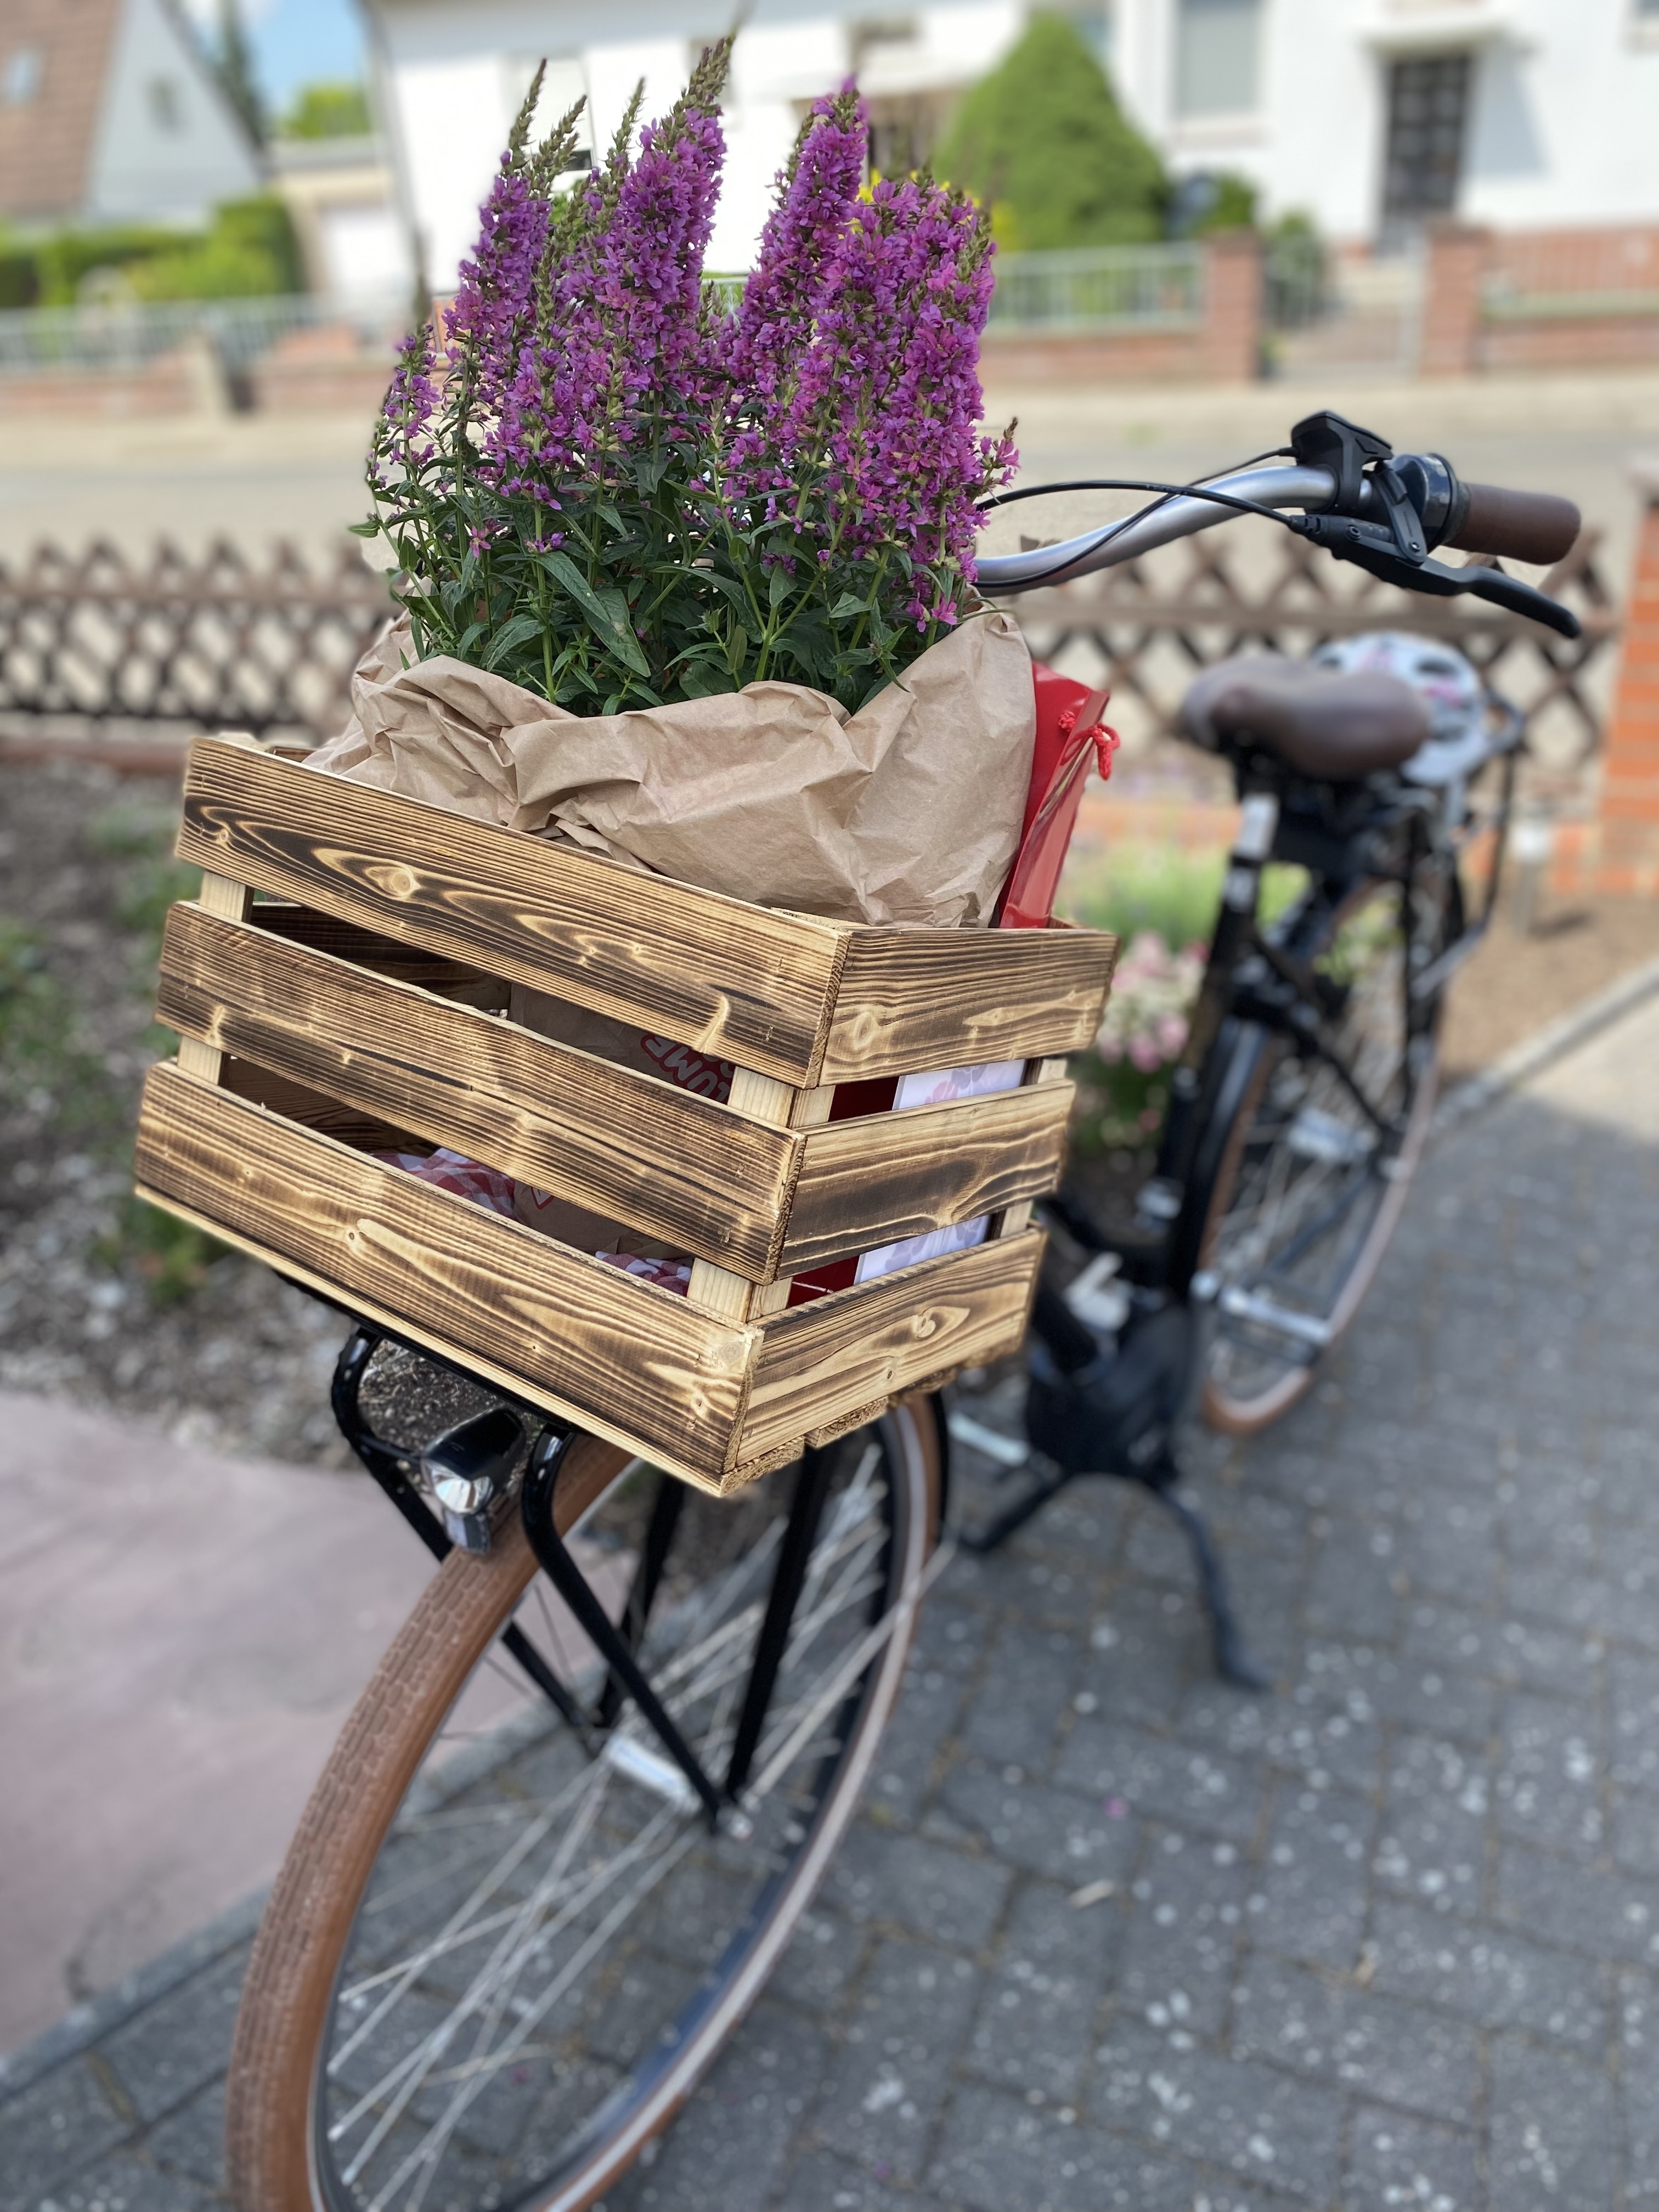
[
  {"left": 1175, "top": 0, "right": 1263, "bottom": 119},
  {"left": 148, "top": 76, "right": 184, "bottom": 132},
  {"left": 2, "top": 46, "right": 42, "bottom": 105},
  {"left": 1380, "top": 52, "right": 1471, "bottom": 243}
]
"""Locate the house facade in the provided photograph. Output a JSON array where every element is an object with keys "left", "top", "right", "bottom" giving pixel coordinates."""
[
  {"left": 0, "top": 0, "right": 260, "bottom": 227},
  {"left": 363, "top": 0, "right": 1659, "bottom": 290}
]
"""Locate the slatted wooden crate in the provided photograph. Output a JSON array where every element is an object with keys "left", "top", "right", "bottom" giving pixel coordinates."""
[{"left": 136, "top": 736, "right": 1119, "bottom": 1494}]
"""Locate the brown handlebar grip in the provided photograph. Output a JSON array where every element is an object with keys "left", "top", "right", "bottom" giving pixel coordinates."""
[{"left": 1444, "top": 482, "right": 1580, "bottom": 567}]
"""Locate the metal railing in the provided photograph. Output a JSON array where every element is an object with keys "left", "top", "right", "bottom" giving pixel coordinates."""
[
  {"left": 987, "top": 244, "right": 1205, "bottom": 335},
  {"left": 0, "top": 291, "right": 409, "bottom": 377}
]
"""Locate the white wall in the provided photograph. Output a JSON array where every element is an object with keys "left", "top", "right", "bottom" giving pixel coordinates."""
[
  {"left": 87, "top": 0, "right": 261, "bottom": 224},
  {"left": 1113, "top": 0, "right": 1659, "bottom": 241},
  {"left": 369, "top": 0, "right": 1659, "bottom": 291}
]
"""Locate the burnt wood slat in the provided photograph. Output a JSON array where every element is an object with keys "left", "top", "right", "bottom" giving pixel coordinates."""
[
  {"left": 738, "top": 1229, "right": 1043, "bottom": 1463},
  {"left": 175, "top": 738, "right": 851, "bottom": 1086},
  {"left": 821, "top": 925, "right": 1117, "bottom": 1084},
  {"left": 157, "top": 902, "right": 799, "bottom": 1278},
  {"left": 781, "top": 1084, "right": 1072, "bottom": 1276},
  {"left": 134, "top": 1063, "right": 756, "bottom": 1485}
]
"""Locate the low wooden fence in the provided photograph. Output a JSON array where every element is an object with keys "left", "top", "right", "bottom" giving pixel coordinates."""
[
  {"left": 0, "top": 527, "right": 1620, "bottom": 804},
  {"left": 0, "top": 539, "right": 393, "bottom": 741}
]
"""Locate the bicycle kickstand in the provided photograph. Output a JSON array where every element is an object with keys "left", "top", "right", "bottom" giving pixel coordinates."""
[{"left": 1138, "top": 1455, "right": 1268, "bottom": 1691}]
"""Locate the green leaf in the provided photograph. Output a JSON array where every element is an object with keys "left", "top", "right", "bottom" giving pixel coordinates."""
[
  {"left": 767, "top": 564, "right": 792, "bottom": 611},
  {"left": 827, "top": 591, "right": 868, "bottom": 620},
  {"left": 347, "top": 520, "right": 381, "bottom": 538},
  {"left": 482, "top": 611, "right": 545, "bottom": 670},
  {"left": 538, "top": 549, "right": 652, "bottom": 678}
]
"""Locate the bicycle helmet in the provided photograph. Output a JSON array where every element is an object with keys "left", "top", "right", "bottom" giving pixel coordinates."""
[{"left": 1310, "top": 632, "right": 1492, "bottom": 787}]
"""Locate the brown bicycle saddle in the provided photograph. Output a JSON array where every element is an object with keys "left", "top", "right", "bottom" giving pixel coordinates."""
[{"left": 1179, "top": 654, "right": 1430, "bottom": 781}]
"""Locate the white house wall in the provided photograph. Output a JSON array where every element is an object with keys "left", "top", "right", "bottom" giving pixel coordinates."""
[
  {"left": 371, "top": 0, "right": 1659, "bottom": 287},
  {"left": 369, "top": 0, "right": 1022, "bottom": 290},
  {"left": 87, "top": 0, "right": 261, "bottom": 224},
  {"left": 1109, "top": 0, "right": 1659, "bottom": 241}
]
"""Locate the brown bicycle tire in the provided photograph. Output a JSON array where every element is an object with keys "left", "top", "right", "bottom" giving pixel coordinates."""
[{"left": 226, "top": 1413, "right": 941, "bottom": 2212}]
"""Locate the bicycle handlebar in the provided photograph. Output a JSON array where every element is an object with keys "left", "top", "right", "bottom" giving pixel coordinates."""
[
  {"left": 974, "top": 414, "right": 1582, "bottom": 638},
  {"left": 974, "top": 464, "right": 1341, "bottom": 593},
  {"left": 1443, "top": 482, "right": 1580, "bottom": 567}
]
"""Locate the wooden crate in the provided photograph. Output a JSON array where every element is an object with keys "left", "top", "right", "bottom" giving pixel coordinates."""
[{"left": 136, "top": 736, "right": 1119, "bottom": 1494}]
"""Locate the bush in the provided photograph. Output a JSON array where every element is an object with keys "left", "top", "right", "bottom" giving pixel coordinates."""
[
  {"left": 128, "top": 195, "right": 303, "bottom": 300},
  {"left": 933, "top": 15, "right": 1167, "bottom": 252},
  {"left": 279, "top": 80, "right": 372, "bottom": 139}
]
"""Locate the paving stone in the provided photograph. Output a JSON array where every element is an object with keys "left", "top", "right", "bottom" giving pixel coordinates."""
[
  {"left": 1493, "top": 1689, "right": 1605, "bottom": 1858},
  {"left": 1054, "top": 1722, "right": 1266, "bottom": 1848},
  {"left": 1493, "top": 1837, "right": 1659, "bottom": 1967},
  {"left": 1367, "top": 1894, "right": 1607, "bottom": 2049},
  {"left": 1248, "top": 1779, "right": 1374, "bottom": 1972},
  {"left": 1075, "top": 1583, "right": 1198, "bottom": 1733},
  {"left": 1373, "top": 1734, "right": 1489, "bottom": 1918},
  {"left": 936, "top": 1760, "right": 1138, "bottom": 1888},
  {"left": 1610, "top": 1649, "right": 1659, "bottom": 1791},
  {"left": 1304, "top": 1525, "right": 1401, "bottom": 1646},
  {"left": 864, "top": 1640, "right": 975, "bottom": 1826},
  {"left": 957, "top": 1621, "right": 1083, "bottom": 1771},
  {"left": 97, "top": 1949, "right": 246, "bottom": 2126},
  {"left": 1298, "top": 1634, "right": 1497, "bottom": 1745},
  {"left": 1116, "top": 1830, "right": 1249, "bottom": 2041},
  {"left": 811, "top": 1939, "right": 980, "bottom": 2186},
  {"left": 1617, "top": 1970, "right": 1659, "bottom": 2204},
  {"left": 823, "top": 1829, "right": 1011, "bottom": 1954},
  {"left": 767, "top": 1908, "right": 866, "bottom": 2016},
  {"left": 1178, "top": 1677, "right": 1384, "bottom": 1797},
  {"left": 610, "top": 2004, "right": 827, "bottom": 2212},
  {"left": 143, "top": 2075, "right": 225, "bottom": 2193},
  {"left": 771, "top": 2148, "right": 925, "bottom": 2211},
  {"left": 1232, "top": 1955, "right": 1482, "bottom": 2126},
  {"left": 1091, "top": 2016, "right": 1345, "bottom": 2205},
  {"left": 15, "top": 2148, "right": 216, "bottom": 2211},
  {"left": 1505, "top": 1554, "right": 1659, "bottom": 1652},
  {"left": 1345, "top": 2104, "right": 1482, "bottom": 2212},
  {"left": 1395, "top": 1487, "right": 1503, "bottom": 1605},
  {"left": 930, "top": 2082, "right": 1194, "bottom": 2212},
  {"left": 1488, "top": 2032, "right": 1620, "bottom": 2212},
  {"left": 0, "top": 2058, "right": 131, "bottom": 2212},
  {"left": 966, "top": 1880, "right": 1115, "bottom": 2102},
  {"left": 1611, "top": 1790, "right": 1659, "bottom": 1881}
]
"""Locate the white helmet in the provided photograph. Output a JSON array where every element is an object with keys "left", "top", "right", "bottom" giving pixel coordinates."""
[{"left": 1311, "top": 632, "right": 1491, "bottom": 786}]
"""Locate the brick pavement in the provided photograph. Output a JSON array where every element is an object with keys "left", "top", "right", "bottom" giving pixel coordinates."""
[{"left": 3, "top": 996, "right": 1657, "bottom": 2212}]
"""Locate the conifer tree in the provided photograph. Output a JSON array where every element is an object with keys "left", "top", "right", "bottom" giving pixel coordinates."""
[{"left": 933, "top": 15, "right": 1167, "bottom": 250}]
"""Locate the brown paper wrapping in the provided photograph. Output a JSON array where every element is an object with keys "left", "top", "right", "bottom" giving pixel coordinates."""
[
  {"left": 310, "top": 609, "right": 1035, "bottom": 1257},
  {"left": 308, "top": 608, "right": 1035, "bottom": 929}
]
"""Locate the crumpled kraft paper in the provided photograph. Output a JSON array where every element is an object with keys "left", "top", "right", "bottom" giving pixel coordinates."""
[{"left": 307, "top": 607, "right": 1035, "bottom": 929}]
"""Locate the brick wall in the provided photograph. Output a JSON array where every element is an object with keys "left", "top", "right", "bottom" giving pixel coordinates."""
[
  {"left": 981, "top": 232, "right": 1262, "bottom": 388},
  {"left": 1576, "top": 466, "right": 1659, "bottom": 897},
  {"left": 1424, "top": 223, "right": 1659, "bottom": 377}
]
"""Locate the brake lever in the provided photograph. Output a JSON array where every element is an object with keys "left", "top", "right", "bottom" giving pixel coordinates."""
[{"left": 1290, "top": 514, "right": 1581, "bottom": 639}]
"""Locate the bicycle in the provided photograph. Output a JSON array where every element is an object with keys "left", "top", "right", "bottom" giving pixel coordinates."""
[{"left": 225, "top": 408, "right": 1579, "bottom": 2210}]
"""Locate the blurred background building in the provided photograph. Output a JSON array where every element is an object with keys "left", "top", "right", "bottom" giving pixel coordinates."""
[{"left": 358, "top": 0, "right": 1659, "bottom": 287}]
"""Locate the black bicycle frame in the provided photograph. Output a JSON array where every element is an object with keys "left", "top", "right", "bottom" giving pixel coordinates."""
[{"left": 329, "top": 1315, "right": 884, "bottom": 1832}]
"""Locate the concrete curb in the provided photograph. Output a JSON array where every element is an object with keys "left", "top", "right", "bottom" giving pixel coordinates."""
[
  {"left": 1431, "top": 947, "right": 1659, "bottom": 1143},
  {"left": 0, "top": 1886, "right": 267, "bottom": 2102}
]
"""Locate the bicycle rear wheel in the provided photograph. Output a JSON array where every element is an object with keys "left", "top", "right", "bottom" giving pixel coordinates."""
[
  {"left": 1196, "top": 869, "right": 1455, "bottom": 1435},
  {"left": 227, "top": 1403, "right": 940, "bottom": 2212}
]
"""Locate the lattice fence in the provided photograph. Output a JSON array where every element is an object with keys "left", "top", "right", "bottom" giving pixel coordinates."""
[
  {"left": 1005, "top": 519, "right": 1620, "bottom": 794},
  {"left": 0, "top": 539, "right": 394, "bottom": 738}
]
